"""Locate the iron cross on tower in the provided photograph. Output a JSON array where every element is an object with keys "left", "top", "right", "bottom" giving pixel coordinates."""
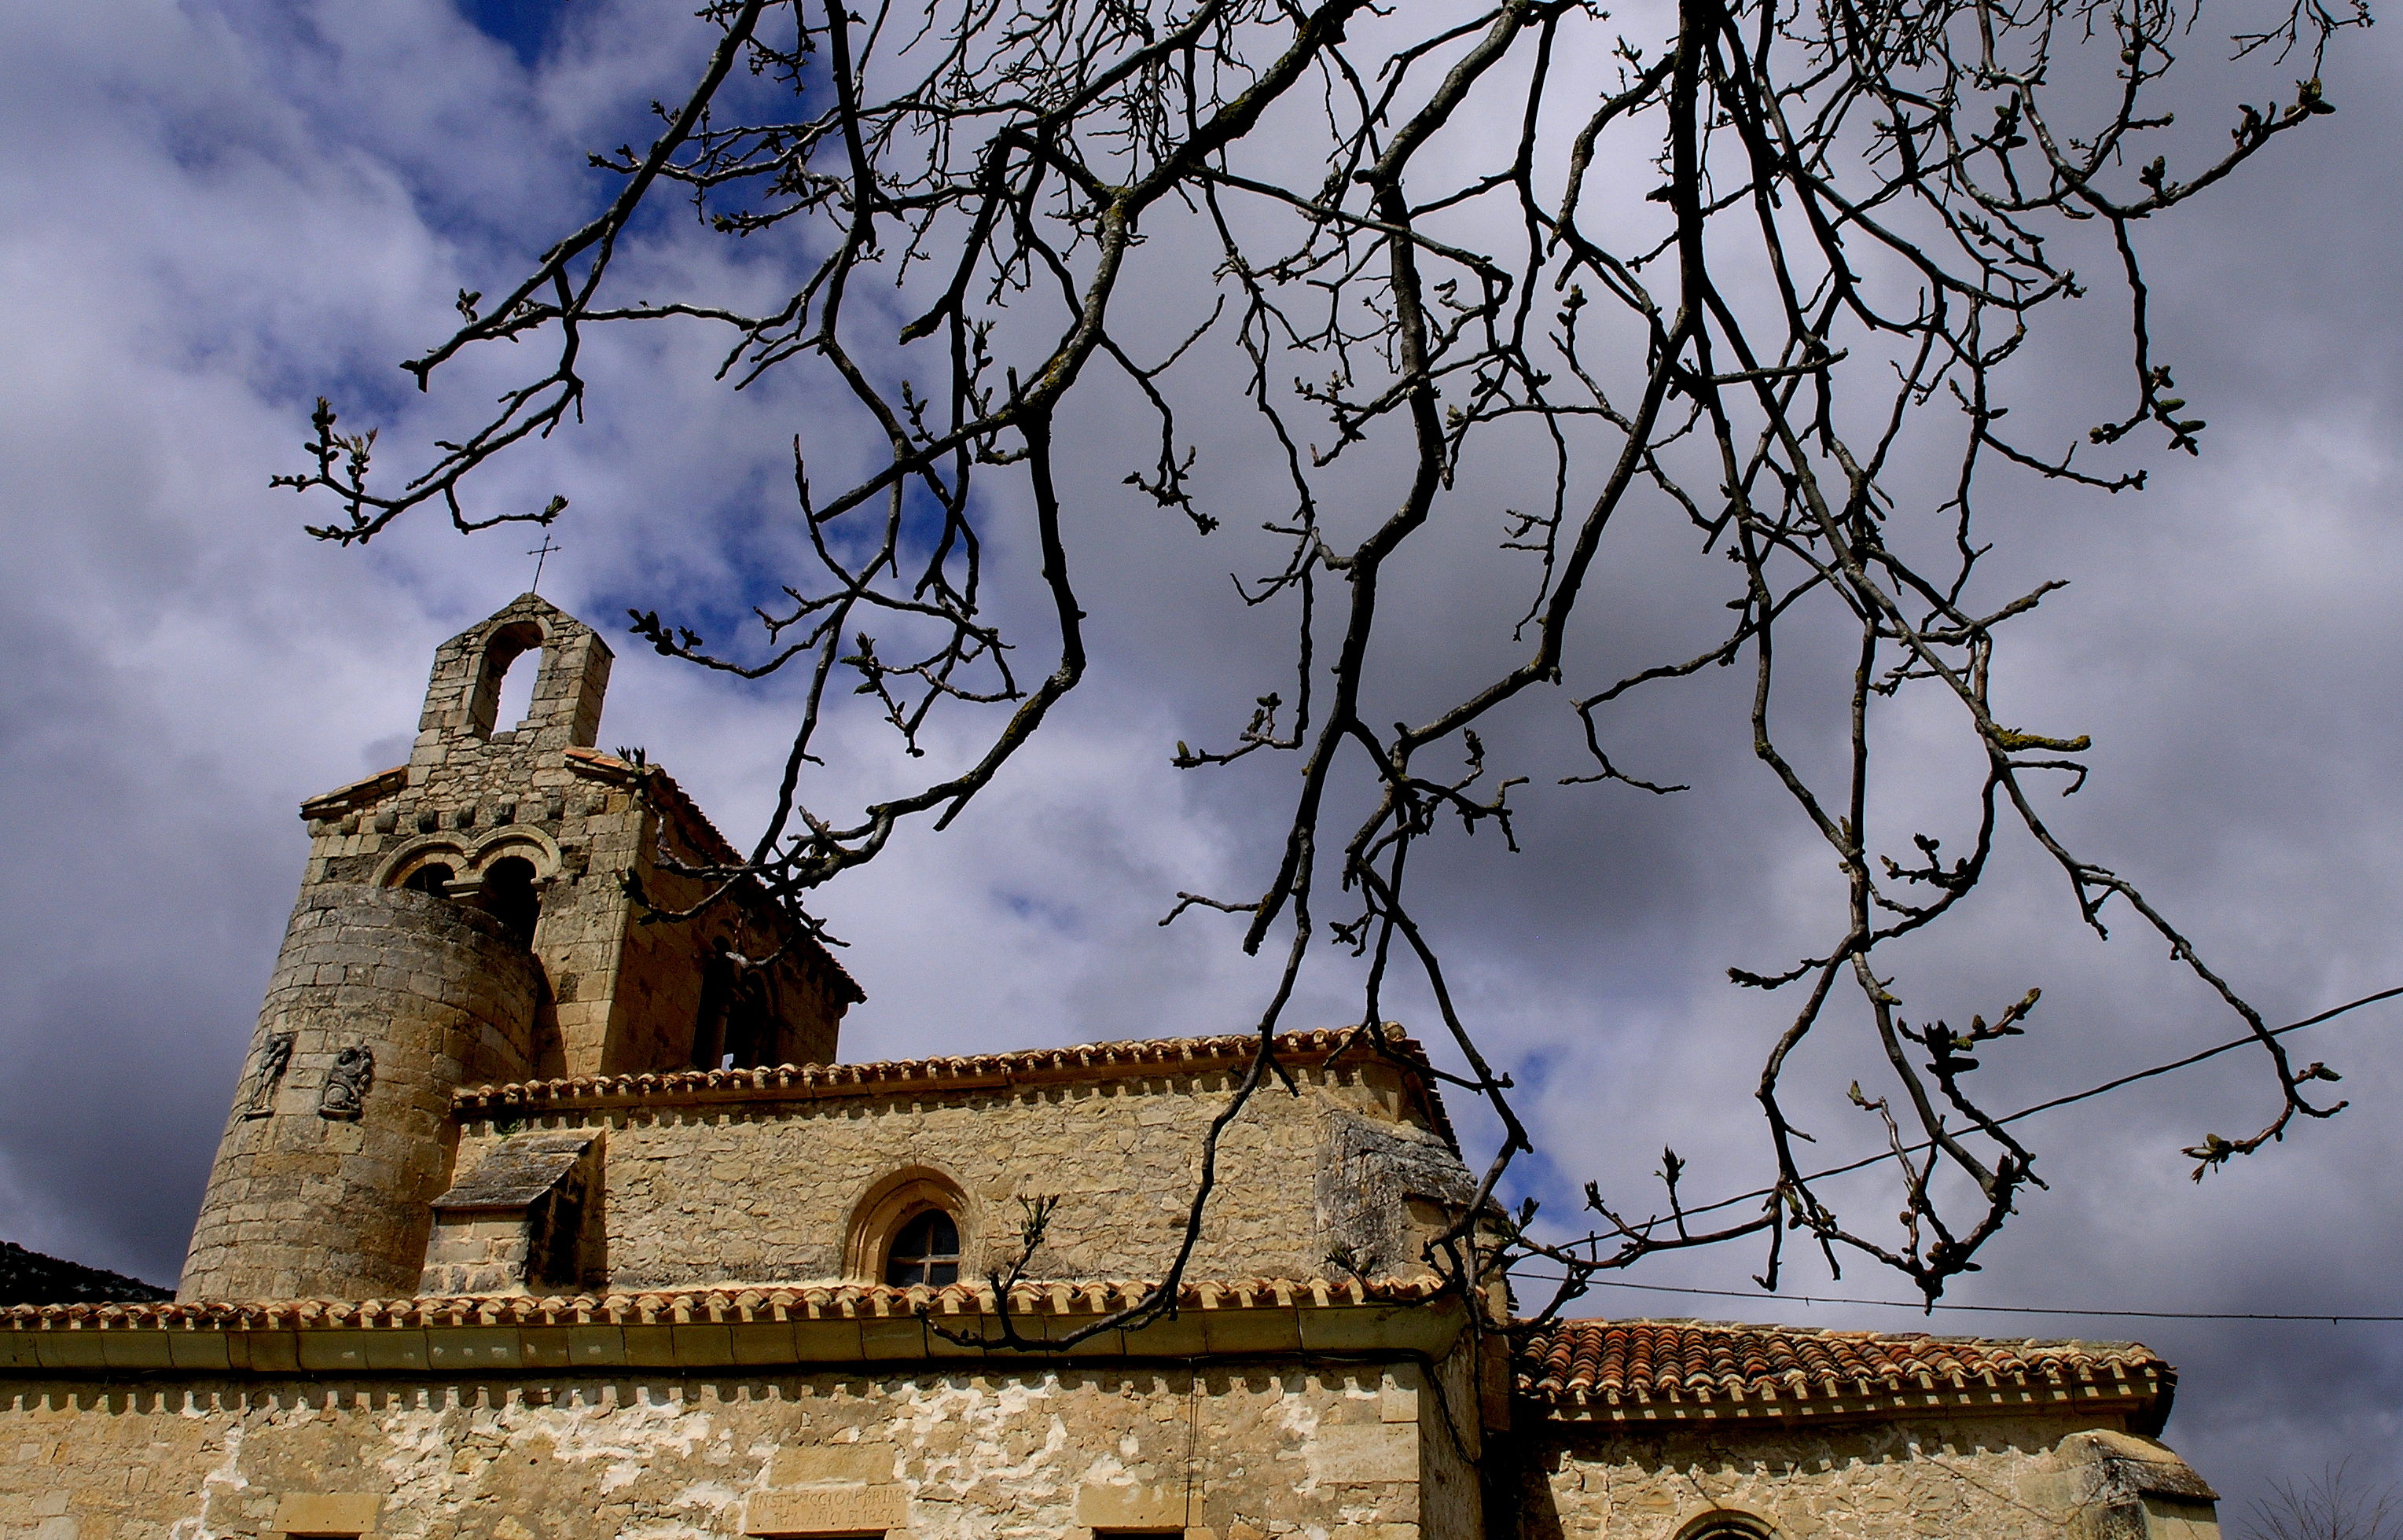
[{"left": 527, "top": 535, "right": 562, "bottom": 594}]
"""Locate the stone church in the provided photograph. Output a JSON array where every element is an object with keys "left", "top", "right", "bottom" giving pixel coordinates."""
[{"left": 5, "top": 597, "right": 2225, "bottom": 1540}]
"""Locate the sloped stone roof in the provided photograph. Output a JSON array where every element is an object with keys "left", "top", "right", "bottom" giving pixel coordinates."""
[{"left": 1515, "top": 1316, "right": 2173, "bottom": 1428}]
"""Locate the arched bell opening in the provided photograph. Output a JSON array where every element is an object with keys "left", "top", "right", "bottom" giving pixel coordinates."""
[
  {"left": 465, "top": 619, "right": 546, "bottom": 739},
  {"left": 476, "top": 855, "right": 542, "bottom": 946},
  {"left": 400, "top": 862, "right": 456, "bottom": 896},
  {"left": 691, "top": 953, "right": 779, "bottom": 1069}
]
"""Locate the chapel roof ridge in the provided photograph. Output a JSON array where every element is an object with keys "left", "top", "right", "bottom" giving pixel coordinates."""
[
  {"left": 1513, "top": 1314, "right": 2173, "bottom": 1429},
  {"left": 2, "top": 1272, "right": 1453, "bottom": 1329},
  {"left": 1531, "top": 1312, "right": 2157, "bottom": 1351},
  {"left": 450, "top": 1024, "right": 1455, "bottom": 1138}
]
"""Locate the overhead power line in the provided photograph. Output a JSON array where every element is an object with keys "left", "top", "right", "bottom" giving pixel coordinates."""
[
  {"left": 1650, "top": 982, "right": 2403, "bottom": 1228},
  {"left": 1520, "top": 1273, "right": 2403, "bottom": 1325}
]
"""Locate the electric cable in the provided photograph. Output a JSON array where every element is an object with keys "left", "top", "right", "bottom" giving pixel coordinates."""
[
  {"left": 1516, "top": 1272, "right": 2403, "bottom": 1324},
  {"left": 1580, "top": 982, "right": 2403, "bottom": 1235}
]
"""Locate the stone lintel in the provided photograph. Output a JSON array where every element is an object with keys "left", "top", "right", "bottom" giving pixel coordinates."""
[{"left": 1075, "top": 1483, "right": 1197, "bottom": 1528}]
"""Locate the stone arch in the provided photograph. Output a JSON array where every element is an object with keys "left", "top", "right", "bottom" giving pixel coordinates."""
[
  {"left": 1670, "top": 1508, "right": 1777, "bottom": 1540},
  {"left": 376, "top": 836, "right": 474, "bottom": 894},
  {"left": 465, "top": 825, "right": 563, "bottom": 880},
  {"left": 455, "top": 829, "right": 564, "bottom": 947},
  {"left": 843, "top": 1166, "right": 976, "bottom": 1285},
  {"left": 373, "top": 830, "right": 564, "bottom": 946},
  {"left": 417, "top": 597, "right": 613, "bottom": 754},
  {"left": 466, "top": 619, "right": 546, "bottom": 739},
  {"left": 377, "top": 828, "right": 564, "bottom": 888}
]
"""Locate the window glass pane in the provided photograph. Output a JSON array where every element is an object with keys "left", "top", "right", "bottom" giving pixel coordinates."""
[{"left": 884, "top": 1207, "right": 961, "bottom": 1286}]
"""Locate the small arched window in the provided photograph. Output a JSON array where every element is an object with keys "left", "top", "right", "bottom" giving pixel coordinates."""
[
  {"left": 884, "top": 1209, "right": 961, "bottom": 1287},
  {"left": 401, "top": 862, "right": 455, "bottom": 896},
  {"left": 1681, "top": 1516, "right": 1774, "bottom": 1540}
]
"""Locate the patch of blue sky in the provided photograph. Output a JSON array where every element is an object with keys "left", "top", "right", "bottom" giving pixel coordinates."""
[
  {"left": 457, "top": 0, "right": 560, "bottom": 70},
  {"left": 995, "top": 888, "right": 1084, "bottom": 936}
]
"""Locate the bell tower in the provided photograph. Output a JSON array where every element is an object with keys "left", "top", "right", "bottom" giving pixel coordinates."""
[{"left": 178, "top": 595, "right": 859, "bottom": 1302}]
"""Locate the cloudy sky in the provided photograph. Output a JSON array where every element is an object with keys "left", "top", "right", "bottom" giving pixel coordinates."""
[{"left": 4, "top": 0, "right": 2401, "bottom": 1517}]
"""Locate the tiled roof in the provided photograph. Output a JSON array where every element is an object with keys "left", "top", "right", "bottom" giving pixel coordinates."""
[
  {"left": 1, "top": 1274, "right": 1446, "bottom": 1332},
  {"left": 452, "top": 1027, "right": 1457, "bottom": 1145},
  {"left": 1516, "top": 1318, "right": 2172, "bottom": 1427},
  {"left": 2, "top": 1276, "right": 1472, "bottom": 1376}
]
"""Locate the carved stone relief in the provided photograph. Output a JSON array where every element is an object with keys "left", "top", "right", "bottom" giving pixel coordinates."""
[
  {"left": 318, "top": 1045, "right": 375, "bottom": 1121},
  {"left": 239, "top": 1032, "right": 295, "bottom": 1119}
]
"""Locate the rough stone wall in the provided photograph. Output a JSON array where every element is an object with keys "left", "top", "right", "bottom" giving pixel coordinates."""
[
  {"left": 455, "top": 1062, "right": 1468, "bottom": 1290},
  {"left": 0, "top": 1359, "right": 1456, "bottom": 1540},
  {"left": 1519, "top": 1413, "right": 2192, "bottom": 1540},
  {"left": 594, "top": 799, "right": 843, "bottom": 1078},
  {"left": 178, "top": 887, "right": 545, "bottom": 1303}
]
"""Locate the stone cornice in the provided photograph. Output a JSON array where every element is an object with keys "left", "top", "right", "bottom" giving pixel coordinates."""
[{"left": 0, "top": 1277, "right": 1463, "bottom": 1378}]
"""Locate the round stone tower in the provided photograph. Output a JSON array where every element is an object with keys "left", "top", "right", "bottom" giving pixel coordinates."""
[{"left": 177, "top": 884, "right": 543, "bottom": 1301}]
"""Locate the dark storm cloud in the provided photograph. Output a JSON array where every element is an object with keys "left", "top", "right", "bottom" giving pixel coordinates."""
[{"left": 2, "top": 0, "right": 2399, "bottom": 1516}]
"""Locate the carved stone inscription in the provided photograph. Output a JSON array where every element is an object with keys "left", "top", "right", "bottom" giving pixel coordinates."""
[
  {"left": 742, "top": 1486, "right": 907, "bottom": 1536},
  {"left": 240, "top": 1032, "right": 295, "bottom": 1119},
  {"left": 318, "top": 1045, "right": 375, "bottom": 1121}
]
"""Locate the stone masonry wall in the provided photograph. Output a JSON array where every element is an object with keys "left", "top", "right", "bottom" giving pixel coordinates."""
[
  {"left": 454, "top": 1061, "right": 1470, "bottom": 1290},
  {"left": 178, "top": 888, "right": 545, "bottom": 1303},
  {"left": 1520, "top": 1413, "right": 2183, "bottom": 1540},
  {"left": 0, "top": 1358, "right": 1461, "bottom": 1540},
  {"left": 593, "top": 803, "right": 846, "bottom": 1079}
]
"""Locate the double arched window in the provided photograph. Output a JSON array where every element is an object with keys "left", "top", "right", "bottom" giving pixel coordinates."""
[{"left": 379, "top": 834, "right": 558, "bottom": 949}]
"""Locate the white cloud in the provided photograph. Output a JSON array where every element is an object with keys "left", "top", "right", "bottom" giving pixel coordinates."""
[{"left": 3, "top": 0, "right": 2401, "bottom": 1510}]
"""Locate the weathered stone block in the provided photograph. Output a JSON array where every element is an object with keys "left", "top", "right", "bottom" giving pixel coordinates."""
[
  {"left": 1077, "top": 1483, "right": 1194, "bottom": 1528},
  {"left": 272, "top": 1492, "right": 382, "bottom": 1535},
  {"left": 768, "top": 1446, "right": 899, "bottom": 1485},
  {"left": 1308, "top": 1424, "right": 1419, "bottom": 1484}
]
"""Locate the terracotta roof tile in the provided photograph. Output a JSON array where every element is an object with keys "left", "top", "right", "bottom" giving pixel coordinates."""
[
  {"left": 452, "top": 1027, "right": 1458, "bottom": 1146},
  {"left": 1515, "top": 1318, "right": 2171, "bottom": 1424},
  {"left": 0, "top": 1274, "right": 1447, "bottom": 1331}
]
